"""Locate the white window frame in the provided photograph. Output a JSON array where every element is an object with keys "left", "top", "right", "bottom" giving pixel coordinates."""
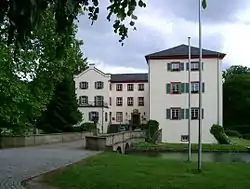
[
  {"left": 181, "top": 135, "right": 189, "bottom": 142},
  {"left": 127, "top": 97, "right": 134, "bottom": 106},
  {"left": 138, "top": 97, "right": 144, "bottom": 106},
  {"left": 79, "top": 81, "right": 88, "bottom": 89},
  {"left": 127, "top": 84, "right": 134, "bottom": 91},
  {"left": 191, "top": 62, "right": 199, "bottom": 70},
  {"left": 89, "top": 111, "right": 99, "bottom": 121},
  {"left": 191, "top": 82, "right": 199, "bottom": 93},
  {"left": 171, "top": 108, "right": 180, "bottom": 120},
  {"left": 95, "top": 96, "right": 104, "bottom": 106},
  {"left": 116, "top": 97, "right": 123, "bottom": 106},
  {"left": 95, "top": 81, "right": 104, "bottom": 89},
  {"left": 171, "top": 63, "right": 180, "bottom": 70},
  {"left": 79, "top": 96, "right": 88, "bottom": 105},
  {"left": 116, "top": 112, "right": 123, "bottom": 122},
  {"left": 171, "top": 83, "right": 180, "bottom": 94},
  {"left": 191, "top": 108, "right": 199, "bottom": 120},
  {"left": 138, "top": 84, "right": 144, "bottom": 91},
  {"left": 116, "top": 84, "right": 123, "bottom": 91}
]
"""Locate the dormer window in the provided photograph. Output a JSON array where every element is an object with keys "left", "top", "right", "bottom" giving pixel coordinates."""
[{"left": 95, "top": 81, "right": 104, "bottom": 89}]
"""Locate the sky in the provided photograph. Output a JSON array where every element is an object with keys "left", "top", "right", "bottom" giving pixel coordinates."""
[{"left": 77, "top": 0, "right": 250, "bottom": 74}]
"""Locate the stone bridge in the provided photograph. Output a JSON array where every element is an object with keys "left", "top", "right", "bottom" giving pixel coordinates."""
[{"left": 85, "top": 130, "right": 145, "bottom": 154}]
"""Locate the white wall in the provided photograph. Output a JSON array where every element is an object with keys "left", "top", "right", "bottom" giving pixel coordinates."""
[
  {"left": 110, "top": 82, "right": 149, "bottom": 124},
  {"left": 74, "top": 65, "right": 111, "bottom": 133},
  {"left": 149, "top": 58, "right": 223, "bottom": 143}
]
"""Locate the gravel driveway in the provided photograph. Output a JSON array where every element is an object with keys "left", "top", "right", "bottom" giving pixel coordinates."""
[{"left": 0, "top": 141, "right": 99, "bottom": 189}]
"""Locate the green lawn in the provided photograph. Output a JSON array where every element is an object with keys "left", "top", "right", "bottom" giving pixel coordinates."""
[
  {"left": 44, "top": 152, "right": 250, "bottom": 189},
  {"left": 230, "top": 137, "right": 250, "bottom": 147},
  {"left": 133, "top": 141, "right": 249, "bottom": 152}
]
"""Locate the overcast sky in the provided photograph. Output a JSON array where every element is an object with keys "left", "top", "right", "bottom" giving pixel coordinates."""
[{"left": 77, "top": 0, "right": 250, "bottom": 73}]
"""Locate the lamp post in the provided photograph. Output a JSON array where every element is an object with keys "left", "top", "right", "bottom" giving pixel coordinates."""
[{"left": 198, "top": 0, "right": 203, "bottom": 171}]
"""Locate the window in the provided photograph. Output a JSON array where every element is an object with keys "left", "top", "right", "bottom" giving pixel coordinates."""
[
  {"left": 171, "top": 62, "right": 180, "bottom": 71},
  {"left": 95, "top": 81, "right": 104, "bottom": 89},
  {"left": 191, "top": 82, "right": 199, "bottom": 93},
  {"left": 171, "top": 108, "right": 181, "bottom": 120},
  {"left": 105, "top": 112, "right": 108, "bottom": 122},
  {"left": 116, "top": 84, "right": 123, "bottom": 91},
  {"left": 191, "top": 108, "right": 199, "bottom": 120},
  {"left": 171, "top": 83, "right": 181, "bottom": 94},
  {"left": 94, "top": 96, "right": 104, "bottom": 106},
  {"left": 79, "top": 96, "right": 88, "bottom": 105},
  {"left": 89, "top": 111, "right": 99, "bottom": 121},
  {"left": 109, "top": 84, "right": 112, "bottom": 90},
  {"left": 181, "top": 135, "right": 189, "bottom": 142},
  {"left": 138, "top": 84, "right": 144, "bottom": 91},
  {"left": 79, "top": 81, "right": 88, "bottom": 89},
  {"left": 191, "top": 62, "right": 199, "bottom": 70},
  {"left": 127, "top": 84, "right": 134, "bottom": 91},
  {"left": 138, "top": 97, "right": 144, "bottom": 106},
  {"left": 116, "top": 112, "right": 123, "bottom": 122},
  {"left": 127, "top": 97, "right": 134, "bottom": 106},
  {"left": 116, "top": 97, "right": 123, "bottom": 106},
  {"left": 109, "top": 97, "right": 112, "bottom": 106}
]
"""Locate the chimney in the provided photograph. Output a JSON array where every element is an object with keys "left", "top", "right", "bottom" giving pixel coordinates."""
[{"left": 89, "top": 63, "right": 95, "bottom": 69}]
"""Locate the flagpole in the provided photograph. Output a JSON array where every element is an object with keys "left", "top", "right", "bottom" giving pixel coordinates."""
[
  {"left": 188, "top": 37, "right": 192, "bottom": 162},
  {"left": 198, "top": 0, "right": 203, "bottom": 171}
]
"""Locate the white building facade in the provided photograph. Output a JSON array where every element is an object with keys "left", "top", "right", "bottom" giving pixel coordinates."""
[{"left": 75, "top": 44, "right": 225, "bottom": 143}]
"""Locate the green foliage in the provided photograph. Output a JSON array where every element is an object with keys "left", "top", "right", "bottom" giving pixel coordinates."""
[
  {"left": 80, "top": 122, "right": 96, "bottom": 132},
  {"left": 145, "top": 120, "right": 159, "bottom": 142},
  {"left": 225, "top": 130, "right": 242, "bottom": 138},
  {"left": 1, "top": 0, "right": 146, "bottom": 51},
  {"left": 36, "top": 74, "right": 83, "bottom": 133},
  {"left": 210, "top": 124, "right": 230, "bottom": 144},
  {"left": 202, "top": 0, "right": 207, "bottom": 9}
]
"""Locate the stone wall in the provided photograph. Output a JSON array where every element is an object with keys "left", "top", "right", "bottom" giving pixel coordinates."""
[{"left": 0, "top": 132, "right": 92, "bottom": 148}]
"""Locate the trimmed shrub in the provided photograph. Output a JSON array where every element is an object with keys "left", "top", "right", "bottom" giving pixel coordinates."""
[
  {"left": 225, "top": 130, "right": 242, "bottom": 138},
  {"left": 210, "top": 124, "right": 230, "bottom": 144},
  {"left": 145, "top": 120, "right": 159, "bottom": 141},
  {"left": 80, "top": 122, "right": 96, "bottom": 132}
]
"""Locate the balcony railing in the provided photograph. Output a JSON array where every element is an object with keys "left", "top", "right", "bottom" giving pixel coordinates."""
[{"left": 78, "top": 101, "right": 109, "bottom": 107}]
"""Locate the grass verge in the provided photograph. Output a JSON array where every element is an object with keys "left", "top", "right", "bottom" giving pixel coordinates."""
[{"left": 43, "top": 152, "right": 250, "bottom": 189}]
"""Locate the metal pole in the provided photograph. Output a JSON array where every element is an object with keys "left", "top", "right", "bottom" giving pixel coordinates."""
[
  {"left": 198, "top": 0, "right": 203, "bottom": 171},
  {"left": 188, "top": 37, "right": 192, "bottom": 161}
]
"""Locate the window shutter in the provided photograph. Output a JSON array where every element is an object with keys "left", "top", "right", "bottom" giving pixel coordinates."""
[
  {"left": 202, "top": 82, "right": 205, "bottom": 92},
  {"left": 180, "top": 63, "right": 184, "bottom": 70},
  {"left": 186, "top": 63, "right": 189, "bottom": 70},
  {"left": 186, "top": 108, "right": 189, "bottom": 119},
  {"left": 166, "top": 109, "right": 171, "bottom": 119},
  {"left": 202, "top": 109, "right": 204, "bottom": 119},
  {"left": 166, "top": 83, "right": 171, "bottom": 94},
  {"left": 181, "top": 83, "right": 185, "bottom": 93},
  {"left": 181, "top": 109, "right": 185, "bottom": 119},
  {"left": 167, "top": 63, "right": 172, "bottom": 71},
  {"left": 202, "top": 62, "right": 204, "bottom": 70},
  {"left": 89, "top": 112, "right": 92, "bottom": 121},
  {"left": 94, "top": 82, "right": 97, "bottom": 89},
  {"left": 186, "top": 83, "right": 189, "bottom": 93}
]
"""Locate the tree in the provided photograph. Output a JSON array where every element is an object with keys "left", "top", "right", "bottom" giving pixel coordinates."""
[
  {"left": 36, "top": 74, "right": 83, "bottom": 133},
  {"left": 0, "top": 6, "right": 85, "bottom": 133},
  {"left": 1, "top": 0, "right": 146, "bottom": 52},
  {"left": 223, "top": 65, "right": 250, "bottom": 80}
]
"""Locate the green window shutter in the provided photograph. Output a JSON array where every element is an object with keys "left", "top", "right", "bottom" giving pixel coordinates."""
[
  {"left": 180, "top": 63, "right": 184, "bottom": 70},
  {"left": 186, "top": 63, "right": 189, "bottom": 70},
  {"left": 202, "top": 109, "right": 204, "bottom": 119},
  {"left": 89, "top": 112, "right": 92, "bottom": 121},
  {"left": 202, "top": 82, "right": 205, "bottom": 92},
  {"left": 181, "top": 109, "right": 185, "bottom": 119},
  {"left": 185, "top": 83, "right": 189, "bottom": 93},
  {"left": 202, "top": 62, "right": 204, "bottom": 70},
  {"left": 167, "top": 63, "right": 172, "bottom": 71},
  {"left": 166, "top": 83, "right": 171, "bottom": 94},
  {"left": 186, "top": 108, "right": 189, "bottom": 119},
  {"left": 181, "top": 83, "right": 185, "bottom": 93},
  {"left": 166, "top": 109, "right": 171, "bottom": 119}
]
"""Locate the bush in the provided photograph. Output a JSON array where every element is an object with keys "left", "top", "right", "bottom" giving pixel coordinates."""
[
  {"left": 210, "top": 124, "right": 230, "bottom": 144},
  {"left": 242, "top": 134, "right": 250, "bottom": 140},
  {"left": 225, "top": 130, "right": 242, "bottom": 138},
  {"left": 79, "top": 122, "right": 96, "bottom": 132},
  {"left": 145, "top": 120, "right": 159, "bottom": 141}
]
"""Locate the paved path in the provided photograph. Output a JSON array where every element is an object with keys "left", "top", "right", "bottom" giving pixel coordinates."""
[{"left": 0, "top": 141, "right": 100, "bottom": 189}]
